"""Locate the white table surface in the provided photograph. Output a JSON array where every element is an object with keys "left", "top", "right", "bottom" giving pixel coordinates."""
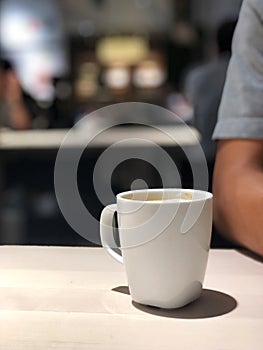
[{"left": 0, "top": 246, "right": 262, "bottom": 350}]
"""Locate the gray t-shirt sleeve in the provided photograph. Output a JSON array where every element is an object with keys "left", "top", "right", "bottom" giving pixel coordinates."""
[{"left": 213, "top": 0, "right": 263, "bottom": 140}]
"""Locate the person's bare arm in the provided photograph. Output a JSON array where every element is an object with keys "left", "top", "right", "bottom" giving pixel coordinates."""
[
  {"left": 213, "top": 139, "right": 263, "bottom": 256},
  {"left": 8, "top": 101, "right": 31, "bottom": 130},
  {"left": 5, "top": 71, "right": 31, "bottom": 130}
]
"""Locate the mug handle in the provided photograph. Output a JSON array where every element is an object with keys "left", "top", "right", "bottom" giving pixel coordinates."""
[{"left": 100, "top": 204, "right": 123, "bottom": 263}]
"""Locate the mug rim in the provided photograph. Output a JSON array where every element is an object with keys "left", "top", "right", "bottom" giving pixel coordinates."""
[{"left": 117, "top": 188, "right": 213, "bottom": 204}]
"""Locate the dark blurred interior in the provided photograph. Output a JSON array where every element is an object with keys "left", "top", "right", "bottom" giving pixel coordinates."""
[{"left": 0, "top": 0, "right": 242, "bottom": 247}]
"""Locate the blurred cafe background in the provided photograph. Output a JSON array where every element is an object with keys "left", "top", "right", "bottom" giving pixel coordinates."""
[{"left": 0, "top": 0, "right": 242, "bottom": 247}]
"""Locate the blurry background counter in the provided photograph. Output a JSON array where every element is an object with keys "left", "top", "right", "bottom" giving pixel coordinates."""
[
  {"left": 0, "top": 246, "right": 262, "bottom": 350},
  {"left": 0, "top": 126, "right": 199, "bottom": 149},
  {"left": 0, "top": 126, "right": 200, "bottom": 247}
]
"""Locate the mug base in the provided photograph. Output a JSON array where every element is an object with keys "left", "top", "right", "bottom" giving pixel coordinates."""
[{"left": 132, "top": 283, "right": 203, "bottom": 309}]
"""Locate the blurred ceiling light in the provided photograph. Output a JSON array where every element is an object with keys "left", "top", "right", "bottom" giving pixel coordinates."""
[
  {"left": 78, "top": 20, "right": 95, "bottom": 37},
  {"left": 0, "top": 0, "right": 68, "bottom": 100},
  {"left": 133, "top": 60, "right": 166, "bottom": 88},
  {"left": 0, "top": 0, "right": 64, "bottom": 51},
  {"left": 96, "top": 36, "right": 149, "bottom": 66},
  {"left": 103, "top": 65, "right": 130, "bottom": 90},
  {"left": 1, "top": 14, "right": 38, "bottom": 49}
]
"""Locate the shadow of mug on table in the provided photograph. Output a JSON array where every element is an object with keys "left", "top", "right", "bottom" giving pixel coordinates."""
[{"left": 112, "top": 286, "right": 237, "bottom": 319}]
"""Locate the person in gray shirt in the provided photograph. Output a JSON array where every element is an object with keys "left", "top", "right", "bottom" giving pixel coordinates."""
[
  {"left": 185, "top": 20, "right": 236, "bottom": 163},
  {"left": 212, "top": 0, "right": 263, "bottom": 256}
]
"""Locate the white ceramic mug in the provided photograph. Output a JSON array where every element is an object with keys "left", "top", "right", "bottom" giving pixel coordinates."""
[{"left": 100, "top": 188, "right": 213, "bottom": 309}]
